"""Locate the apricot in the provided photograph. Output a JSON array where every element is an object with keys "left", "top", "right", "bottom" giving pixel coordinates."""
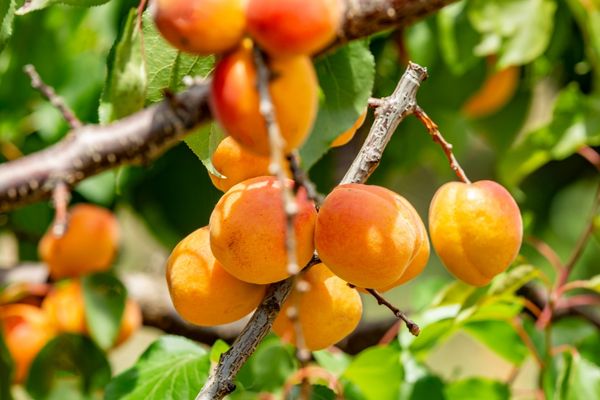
[
  {"left": 330, "top": 111, "right": 367, "bottom": 148},
  {"left": 153, "top": 0, "right": 246, "bottom": 55},
  {"left": 246, "top": 0, "right": 342, "bottom": 56},
  {"left": 210, "top": 40, "right": 318, "bottom": 156},
  {"left": 39, "top": 204, "right": 119, "bottom": 280},
  {"left": 462, "top": 66, "right": 519, "bottom": 118},
  {"left": 209, "top": 176, "right": 317, "bottom": 284},
  {"left": 114, "top": 299, "right": 142, "bottom": 345},
  {"left": 42, "top": 280, "right": 87, "bottom": 334},
  {"left": 272, "top": 263, "right": 362, "bottom": 350},
  {"left": 315, "top": 184, "right": 421, "bottom": 289},
  {"left": 167, "top": 226, "right": 266, "bottom": 325},
  {"left": 0, "top": 304, "right": 55, "bottom": 383},
  {"left": 429, "top": 180, "right": 523, "bottom": 286}
]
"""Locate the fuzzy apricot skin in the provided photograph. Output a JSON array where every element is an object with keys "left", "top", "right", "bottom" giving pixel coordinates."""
[
  {"left": 153, "top": 0, "right": 246, "bottom": 56},
  {"left": 0, "top": 304, "right": 56, "bottom": 383},
  {"left": 42, "top": 280, "right": 87, "bottom": 334},
  {"left": 331, "top": 111, "right": 367, "bottom": 148},
  {"left": 167, "top": 226, "right": 266, "bottom": 326},
  {"left": 209, "top": 136, "right": 272, "bottom": 192},
  {"left": 315, "top": 184, "right": 421, "bottom": 289},
  {"left": 39, "top": 204, "right": 119, "bottom": 280},
  {"left": 429, "top": 180, "right": 523, "bottom": 286},
  {"left": 210, "top": 41, "right": 318, "bottom": 156},
  {"left": 246, "top": 0, "right": 342, "bottom": 56},
  {"left": 210, "top": 176, "right": 317, "bottom": 284},
  {"left": 272, "top": 263, "right": 362, "bottom": 350}
]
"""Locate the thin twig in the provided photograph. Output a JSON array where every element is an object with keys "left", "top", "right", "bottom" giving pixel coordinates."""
[
  {"left": 24, "top": 65, "right": 82, "bottom": 129},
  {"left": 525, "top": 236, "right": 563, "bottom": 274},
  {"left": 413, "top": 106, "right": 470, "bottom": 183},
  {"left": 287, "top": 151, "right": 323, "bottom": 206},
  {"left": 578, "top": 146, "right": 600, "bottom": 171},
  {"left": 50, "top": 181, "right": 71, "bottom": 237},
  {"left": 366, "top": 289, "right": 420, "bottom": 336}
]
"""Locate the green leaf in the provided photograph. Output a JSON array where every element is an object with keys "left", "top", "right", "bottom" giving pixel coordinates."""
[
  {"left": 499, "top": 84, "right": 600, "bottom": 187},
  {"left": 0, "top": 0, "right": 15, "bottom": 53},
  {"left": 342, "top": 346, "right": 402, "bottom": 400},
  {"left": 25, "top": 333, "right": 111, "bottom": 400},
  {"left": 98, "top": 9, "right": 146, "bottom": 124},
  {"left": 184, "top": 123, "right": 226, "bottom": 177},
  {"left": 400, "top": 374, "right": 445, "bottom": 400},
  {"left": 209, "top": 339, "right": 230, "bottom": 364},
  {"left": 286, "top": 384, "right": 337, "bottom": 400},
  {"left": 0, "top": 329, "right": 14, "bottom": 399},
  {"left": 556, "top": 352, "right": 600, "bottom": 400},
  {"left": 300, "top": 40, "right": 375, "bottom": 170},
  {"left": 581, "top": 275, "right": 600, "bottom": 293},
  {"left": 16, "top": 0, "right": 109, "bottom": 16},
  {"left": 74, "top": 170, "right": 117, "bottom": 206},
  {"left": 565, "top": 0, "right": 600, "bottom": 83},
  {"left": 313, "top": 349, "right": 352, "bottom": 376},
  {"left": 467, "top": 0, "right": 557, "bottom": 68},
  {"left": 437, "top": 1, "right": 480, "bottom": 75},
  {"left": 142, "top": 11, "right": 214, "bottom": 104},
  {"left": 578, "top": 332, "right": 600, "bottom": 367},
  {"left": 488, "top": 265, "right": 539, "bottom": 296},
  {"left": 445, "top": 377, "right": 510, "bottom": 400},
  {"left": 236, "top": 335, "right": 297, "bottom": 392},
  {"left": 429, "top": 280, "right": 476, "bottom": 308},
  {"left": 462, "top": 320, "right": 528, "bottom": 365},
  {"left": 105, "top": 335, "right": 209, "bottom": 400},
  {"left": 82, "top": 273, "right": 127, "bottom": 350}
]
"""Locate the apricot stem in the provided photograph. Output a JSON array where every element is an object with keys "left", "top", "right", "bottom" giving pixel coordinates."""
[
  {"left": 24, "top": 65, "right": 82, "bottom": 130},
  {"left": 50, "top": 181, "right": 71, "bottom": 237},
  {"left": 365, "top": 289, "right": 420, "bottom": 336},
  {"left": 413, "top": 106, "right": 471, "bottom": 184}
]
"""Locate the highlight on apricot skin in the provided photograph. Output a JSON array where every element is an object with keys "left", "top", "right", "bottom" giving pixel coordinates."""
[
  {"left": 246, "top": 0, "right": 342, "bottom": 56},
  {"left": 39, "top": 204, "right": 119, "bottom": 280},
  {"left": 331, "top": 110, "right": 367, "bottom": 148},
  {"left": 166, "top": 226, "right": 266, "bottom": 326},
  {"left": 315, "top": 184, "right": 421, "bottom": 289},
  {"left": 210, "top": 40, "right": 318, "bottom": 156},
  {"left": 462, "top": 66, "right": 519, "bottom": 118},
  {"left": 153, "top": 0, "right": 246, "bottom": 56},
  {"left": 429, "top": 180, "right": 523, "bottom": 286},
  {"left": 272, "top": 263, "right": 362, "bottom": 350},
  {"left": 209, "top": 176, "right": 317, "bottom": 284},
  {"left": 0, "top": 304, "right": 56, "bottom": 383}
]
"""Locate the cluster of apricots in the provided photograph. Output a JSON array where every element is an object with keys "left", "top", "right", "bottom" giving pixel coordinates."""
[
  {"left": 167, "top": 174, "right": 522, "bottom": 351},
  {"left": 0, "top": 204, "right": 141, "bottom": 384}
]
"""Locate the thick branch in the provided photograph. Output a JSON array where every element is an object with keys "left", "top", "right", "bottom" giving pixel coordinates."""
[{"left": 0, "top": 0, "right": 455, "bottom": 214}]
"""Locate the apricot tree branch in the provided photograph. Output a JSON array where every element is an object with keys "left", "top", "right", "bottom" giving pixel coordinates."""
[
  {"left": 24, "top": 65, "right": 82, "bottom": 130},
  {"left": 0, "top": 0, "right": 456, "bottom": 214},
  {"left": 413, "top": 106, "right": 471, "bottom": 183}
]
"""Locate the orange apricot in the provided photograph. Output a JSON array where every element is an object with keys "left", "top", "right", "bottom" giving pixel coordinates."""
[
  {"left": 0, "top": 304, "right": 56, "bottom": 383},
  {"left": 331, "top": 111, "right": 367, "bottom": 148},
  {"left": 272, "top": 263, "right": 362, "bottom": 350},
  {"left": 210, "top": 40, "right": 318, "bottom": 156},
  {"left": 39, "top": 204, "right": 119, "bottom": 280},
  {"left": 114, "top": 299, "right": 142, "bottom": 345},
  {"left": 315, "top": 184, "right": 421, "bottom": 289},
  {"left": 429, "top": 180, "right": 523, "bottom": 286},
  {"left": 462, "top": 66, "right": 519, "bottom": 118},
  {"left": 167, "top": 226, "right": 266, "bottom": 325},
  {"left": 210, "top": 176, "right": 317, "bottom": 284},
  {"left": 153, "top": 0, "right": 246, "bottom": 55},
  {"left": 42, "top": 280, "right": 87, "bottom": 334},
  {"left": 246, "top": 0, "right": 342, "bottom": 56}
]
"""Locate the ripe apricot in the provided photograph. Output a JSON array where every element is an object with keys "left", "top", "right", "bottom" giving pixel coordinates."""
[
  {"left": 315, "top": 184, "right": 421, "bottom": 289},
  {"left": 330, "top": 111, "right": 367, "bottom": 148},
  {"left": 42, "top": 280, "right": 87, "bottom": 334},
  {"left": 210, "top": 40, "right": 318, "bottom": 156},
  {"left": 153, "top": 0, "right": 246, "bottom": 55},
  {"left": 246, "top": 0, "right": 342, "bottom": 56},
  {"left": 210, "top": 176, "right": 317, "bottom": 284},
  {"left": 272, "top": 263, "right": 362, "bottom": 350},
  {"left": 0, "top": 304, "right": 55, "bottom": 383},
  {"left": 429, "top": 180, "right": 523, "bottom": 286},
  {"left": 39, "top": 204, "right": 119, "bottom": 280},
  {"left": 114, "top": 299, "right": 142, "bottom": 345},
  {"left": 462, "top": 66, "right": 519, "bottom": 118},
  {"left": 167, "top": 226, "right": 266, "bottom": 326}
]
